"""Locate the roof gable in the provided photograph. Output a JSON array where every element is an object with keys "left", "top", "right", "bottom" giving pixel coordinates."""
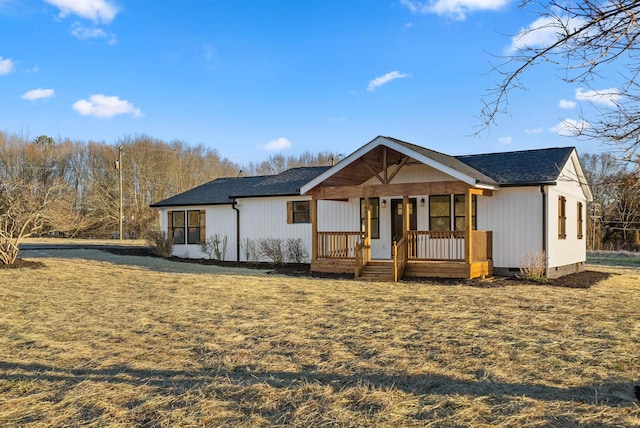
[{"left": 300, "top": 136, "right": 498, "bottom": 195}]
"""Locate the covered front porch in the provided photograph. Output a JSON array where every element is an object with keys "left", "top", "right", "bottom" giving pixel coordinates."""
[
  {"left": 299, "top": 138, "right": 499, "bottom": 281},
  {"left": 309, "top": 193, "right": 493, "bottom": 281}
]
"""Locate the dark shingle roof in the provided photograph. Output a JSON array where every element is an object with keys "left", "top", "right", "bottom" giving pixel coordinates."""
[
  {"left": 455, "top": 147, "right": 575, "bottom": 186},
  {"left": 150, "top": 166, "right": 330, "bottom": 207}
]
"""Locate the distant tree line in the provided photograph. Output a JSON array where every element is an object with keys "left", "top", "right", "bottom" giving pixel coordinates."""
[
  {"left": 580, "top": 153, "right": 640, "bottom": 251},
  {"left": 0, "top": 131, "right": 341, "bottom": 240}
]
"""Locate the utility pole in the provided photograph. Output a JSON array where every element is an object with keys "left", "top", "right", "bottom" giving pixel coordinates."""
[{"left": 114, "top": 146, "right": 123, "bottom": 241}]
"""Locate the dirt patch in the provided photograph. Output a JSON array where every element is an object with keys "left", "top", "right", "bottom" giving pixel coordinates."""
[{"left": 0, "top": 259, "right": 45, "bottom": 270}]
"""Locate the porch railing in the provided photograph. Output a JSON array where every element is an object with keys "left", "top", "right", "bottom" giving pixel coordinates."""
[
  {"left": 407, "top": 230, "right": 492, "bottom": 261},
  {"left": 317, "top": 231, "right": 364, "bottom": 259},
  {"left": 407, "top": 230, "right": 465, "bottom": 261},
  {"left": 354, "top": 239, "right": 370, "bottom": 278},
  {"left": 471, "top": 230, "right": 492, "bottom": 262},
  {"left": 393, "top": 237, "right": 407, "bottom": 282}
]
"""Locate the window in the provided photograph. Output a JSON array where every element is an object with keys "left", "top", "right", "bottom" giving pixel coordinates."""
[
  {"left": 558, "top": 196, "right": 567, "bottom": 239},
  {"left": 287, "top": 201, "right": 310, "bottom": 224},
  {"left": 577, "top": 202, "right": 584, "bottom": 239},
  {"left": 169, "top": 210, "right": 205, "bottom": 244},
  {"left": 187, "top": 210, "right": 202, "bottom": 244},
  {"left": 360, "top": 198, "right": 380, "bottom": 239},
  {"left": 429, "top": 195, "right": 451, "bottom": 231},
  {"left": 454, "top": 194, "right": 477, "bottom": 231},
  {"left": 170, "top": 211, "right": 185, "bottom": 244}
]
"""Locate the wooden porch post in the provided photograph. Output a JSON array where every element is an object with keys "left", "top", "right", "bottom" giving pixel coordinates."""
[
  {"left": 311, "top": 198, "right": 318, "bottom": 261},
  {"left": 365, "top": 197, "right": 371, "bottom": 261},
  {"left": 403, "top": 195, "right": 410, "bottom": 238},
  {"left": 464, "top": 187, "right": 473, "bottom": 264}
]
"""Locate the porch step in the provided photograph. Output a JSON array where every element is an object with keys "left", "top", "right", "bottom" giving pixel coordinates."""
[{"left": 357, "top": 262, "right": 395, "bottom": 282}]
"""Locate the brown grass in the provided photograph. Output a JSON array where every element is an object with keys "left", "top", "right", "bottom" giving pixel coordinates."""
[{"left": 1, "top": 256, "right": 639, "bottom": 427}]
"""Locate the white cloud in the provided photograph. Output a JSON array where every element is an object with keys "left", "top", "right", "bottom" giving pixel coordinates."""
[
  {"left": 550, "top": 118, "right": 590, "bottom": 136},
  {"left": 558, "top": 99, "right": 576, "bottom": 109},
  {"left": 259, "top": 137, "right": 292, "bottom": 151},
  {"left": 509, "top": 16, "right": 587, "bottom": 53},
  {"left": 367, "top": 71, "right": 409, "bottom": 92},
  {"left": 25, "top": 65, "right": 40, "bottom": 73},
  {"left": 498, "top": 136, "right": 512, "bottom": 145},
  {"left": 21, "top": 88, "right": 55, "bottom": 101},
  {"left": 525, "top": 126, "right": 543, "bottom": 134},
  {"left": 401, "top": 0, "right": 508, "bottom": 21},
  {"left": 575, "top": 87, "right": 622, "bottom": 107},
  {"left": 72, "top": 94, "right": 142, "bottom": 118},
  {"left": 45, "top": 0, "right": 119, "bottom": 24},
  {"left": 71, "top": 23, "right": 117, "bottom": 44},
  {"left": 0, "top": 56, "right": 15, "bottom": 75}
]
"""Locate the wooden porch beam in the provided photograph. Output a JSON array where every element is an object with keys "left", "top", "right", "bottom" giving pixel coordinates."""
[
  {"left": 362, "top": 160, "right": 385, "bottom": 184},
  {"left": 387, "top": 156, "right": 409, "bottom": 184},
  {"left": 470, "top": 188, "right": 493, "bottom": 197},
  {"left": 383, "top": 146, "right": 388, "bottom": 184},
  {"left": 312, "top": 181, "right": 472, "bottom": 200}
]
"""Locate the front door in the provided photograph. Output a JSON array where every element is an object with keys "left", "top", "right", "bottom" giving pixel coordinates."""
[{"left": 391, "top": 198, "right": 417, "bottom": 245}]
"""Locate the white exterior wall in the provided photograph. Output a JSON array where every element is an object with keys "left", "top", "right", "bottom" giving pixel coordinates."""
[
  {"left": 477, "top": 187, "right": 543, "bottom": 269},
  {"left": 161, "top": 205, "right": 237, "bottom": 260},
  {"left": 238, "top": 195, "right": 312, "bottom": 262},
  {"left": 547, "top": 156, "right": 588, "bottom": 270}
]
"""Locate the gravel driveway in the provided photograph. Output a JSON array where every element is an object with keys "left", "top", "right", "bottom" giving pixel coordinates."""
[{"left": 20, "top": 248, "right": 269, "bottom": 276}]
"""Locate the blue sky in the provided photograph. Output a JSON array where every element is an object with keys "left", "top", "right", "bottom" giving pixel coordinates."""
[{"left": 0, "top": 0, "right": 615, "bottom": 164}]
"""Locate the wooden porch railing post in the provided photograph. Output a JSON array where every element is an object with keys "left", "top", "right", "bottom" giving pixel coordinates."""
[
  {"left": 311, "top": 198, "right": 318, "bottom": 261},
  {"left": 465, "top": 188, "right": 472, "bottom": 264}
]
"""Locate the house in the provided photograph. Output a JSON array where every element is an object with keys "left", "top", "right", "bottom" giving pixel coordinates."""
[{"left": 150, "top": 136, "right": 593, "bottom": 280}]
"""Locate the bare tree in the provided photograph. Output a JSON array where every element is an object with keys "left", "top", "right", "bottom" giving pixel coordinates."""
[
  {"left": 482, "top": 1, "right": 640, "bottom": 159},
  {"left": 0, "top": 178, "right": 68, "bottom": 264}
]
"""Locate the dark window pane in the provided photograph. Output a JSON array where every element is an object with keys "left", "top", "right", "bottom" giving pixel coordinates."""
[
  {"left": 173, "top": 211, "right": 185, "bottom": 227},
  {"left": 173, "top": 227, "right": 185, "bottom": 244},
  {"left": 188, "top": 210, "right": 200, "bottom": 226},
  {"left": 292, "top": 201, "right": 310, "bottom": 223},
  {"left": 187, "top": 227, "right": 200, "bottom": 244},
  {"left": 360, "top": 198, "right": 380, "bottom": 239},
  {"left": 431, "top": 217, "right": 450, "bottom": 231}
]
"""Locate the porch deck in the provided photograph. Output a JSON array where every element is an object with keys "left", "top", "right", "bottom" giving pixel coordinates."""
[{"left": 311, "top": 259, "right": 493, "bottom": 280}]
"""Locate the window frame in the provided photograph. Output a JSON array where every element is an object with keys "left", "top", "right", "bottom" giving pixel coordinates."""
[
  {"left": 170, "top": 210, "right": 186, "bottom": 245},
  {"left": 187, "top": 210, "right": 202, "bottom": 244},
  {"left": 292, "top": 200, "right": 311, "bottom": 224},
  {"left": 360, "top": 198, "right": 380, "bottom": 239}
]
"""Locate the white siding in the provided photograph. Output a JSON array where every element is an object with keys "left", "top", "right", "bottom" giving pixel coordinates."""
[
  {"left": 478, "top": 187, "right": 543, "bottom": 269},
  {"left": 238, "top": 196, "right": 312, "bottom": 262},
  {"left": 317, "top": 199, "right": 360, "bottom": 232},
  {"left": 163, "top": 205, "right": 237, "bottom": 260},
  {"left": 547, "top": 154, "right": 588, "bottom": 269}
]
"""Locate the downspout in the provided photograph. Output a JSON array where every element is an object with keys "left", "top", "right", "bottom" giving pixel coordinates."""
[
  {"left": 232, "top": 198, "right": 240, "bottom": 262},
  {"left": 540, "top": 185, "right": 547, "bottom": 275}
]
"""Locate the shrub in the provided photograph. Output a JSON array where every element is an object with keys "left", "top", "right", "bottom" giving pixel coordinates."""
[
  {"left": 518, "top": 250, "right": 548, "bottom": 283},
  {"left": 241, "top": 238, "right": 259, "bottom": 263},
  {"left": 200, "top": 234, "right": 228, "bottom": 261},
  {"left": 145, "top": 226, "right": 174, "bottom": 258},
  {"left": 257, "top": 238, "right": 285, "bottom": 265},
  {"left": 285, "top": 238, "right": 308, "bottom": 263}
]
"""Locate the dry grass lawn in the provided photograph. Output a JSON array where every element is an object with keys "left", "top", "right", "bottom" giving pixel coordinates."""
[{"left": 1, "top": 255, "right": 639, "bottom": 427}]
